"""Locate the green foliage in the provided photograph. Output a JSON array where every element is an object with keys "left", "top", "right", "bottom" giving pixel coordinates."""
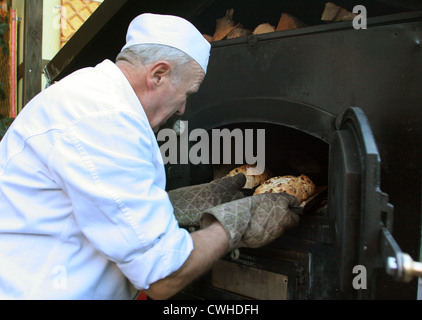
[{"left": 0, "top": 117, "right": 13, "bottom": 140}]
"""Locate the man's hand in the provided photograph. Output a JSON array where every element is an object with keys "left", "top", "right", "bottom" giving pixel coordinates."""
[{"left": 168, "top": 174, "right": 247, "bottom": 226}]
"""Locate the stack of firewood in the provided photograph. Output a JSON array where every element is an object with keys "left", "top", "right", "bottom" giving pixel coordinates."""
[
  {"left": 203, "top": 2, "right": 357, "bottom": 43},
  {"left": 202, "top": 8, "right": 306, "bottom": 42}
]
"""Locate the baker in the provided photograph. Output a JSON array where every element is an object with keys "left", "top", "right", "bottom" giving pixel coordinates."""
[{"left": 0, "top": 13, "right": 300, "bottom": 300}]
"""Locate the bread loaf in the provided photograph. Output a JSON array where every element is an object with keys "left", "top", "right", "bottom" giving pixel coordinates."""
[{"left": 253, "top": 174, "right": 316, "bottom": 203}]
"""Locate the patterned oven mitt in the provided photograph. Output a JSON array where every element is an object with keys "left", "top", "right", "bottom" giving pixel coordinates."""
[
  {"left": 168, "top": 173, "right": 247, "bottom": 226},
  {"left": 200, "top": 193, "right": 301, "bottom": 251}
]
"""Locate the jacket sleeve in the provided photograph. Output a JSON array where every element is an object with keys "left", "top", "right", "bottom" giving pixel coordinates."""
[{"left": 48, "top": 110, "right": 193, "bottom": 290}]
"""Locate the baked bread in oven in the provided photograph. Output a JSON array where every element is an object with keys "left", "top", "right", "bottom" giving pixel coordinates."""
[{"left": 253, "top": 174, "right": 316, "bottom": 203}]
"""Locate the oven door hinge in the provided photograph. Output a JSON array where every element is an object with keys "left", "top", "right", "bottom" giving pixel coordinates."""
[{"left": 380, "top": 226, "right": 422, "bottom": 283}]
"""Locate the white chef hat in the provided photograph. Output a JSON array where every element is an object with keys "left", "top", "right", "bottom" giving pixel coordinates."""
[{"left": 121, "top": 13, "right": 211, "bottom": 74}]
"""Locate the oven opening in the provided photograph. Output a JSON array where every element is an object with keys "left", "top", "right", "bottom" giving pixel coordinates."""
[
  {"left": 181, "top": 122, "right": 336, "bottom": 300},
  {"left": 189, "top": 122, "right": 329, "bottom": 217}
]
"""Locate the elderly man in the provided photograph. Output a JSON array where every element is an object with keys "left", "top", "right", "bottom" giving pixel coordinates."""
[{"left": 0, "top": 14, "right": 299, "bottom": 299}]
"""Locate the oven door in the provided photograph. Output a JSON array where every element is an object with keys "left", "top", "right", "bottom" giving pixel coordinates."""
[{"left": 329, "top": 107, "right": 421, "bottom": 298}]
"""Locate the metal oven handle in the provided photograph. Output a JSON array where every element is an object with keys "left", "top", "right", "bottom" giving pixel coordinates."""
[{"left": 381, "top": 227, "right": 422, "bottom": 283}]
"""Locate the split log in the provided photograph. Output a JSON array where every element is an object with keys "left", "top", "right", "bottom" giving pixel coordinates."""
[
  {"left": 213, "top": 8, "right": 239, "bottom": 41},
  {"left": 227, "top": 25, "right": 252, "bottom": 39},
  {"left": 321, "top": 2, "right": 357, "bottom": 22},
  {"left": 253, "top": 23, "right": 275, "bottom": 35},
  {"left": 276, "top": 13, "right": 306, "bottom": 31}
]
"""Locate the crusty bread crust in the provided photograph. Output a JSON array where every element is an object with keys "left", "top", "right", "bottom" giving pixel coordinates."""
[{"left": 253, "top": 174, "right": 316, "bottom": 203}]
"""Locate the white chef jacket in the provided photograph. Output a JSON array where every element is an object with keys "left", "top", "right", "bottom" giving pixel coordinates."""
[{"left": 0, "top": 59, "right": 194, "bottom": 299}]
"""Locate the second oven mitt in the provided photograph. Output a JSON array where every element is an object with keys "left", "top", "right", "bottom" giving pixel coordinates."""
[
  {"left": 200, "top": 193, "right": 301, "bottom": 251},
  {"left": 168, "top": 173, "right": 247, "bottom": 227},
  {"left": 239, "top": 193, "right": 301, "bottom": 248}
]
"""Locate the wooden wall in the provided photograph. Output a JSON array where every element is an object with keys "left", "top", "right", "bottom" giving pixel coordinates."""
[{"left": 0, "top": 0, "right": 11, "bottom": 117}]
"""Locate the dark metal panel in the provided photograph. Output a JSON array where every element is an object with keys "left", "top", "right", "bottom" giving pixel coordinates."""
[
  {"left": 188, "top": 11, "right": 422, "bottom": 120},
  {"left": 328, "top": 128, "right": 361, "bottom": 298},
  {"left": 184, "top": 98, "right": 336, "bottom": 143},
  {"left": 329, "top": 107, "right": 395, "bottom": 298}
]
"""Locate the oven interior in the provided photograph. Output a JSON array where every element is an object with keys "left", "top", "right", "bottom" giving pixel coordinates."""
[{"left": 190, "top": 122, "right": 328, "bottom": 187}]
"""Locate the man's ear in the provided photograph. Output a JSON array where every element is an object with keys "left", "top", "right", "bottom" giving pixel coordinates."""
[{"left": 147, "top": 61, "right": 172, "bottom": 89}]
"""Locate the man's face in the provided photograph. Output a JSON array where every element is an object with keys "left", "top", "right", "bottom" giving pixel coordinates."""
[{"left": 149, "top": 62, "right": 205, "bottom": 132}]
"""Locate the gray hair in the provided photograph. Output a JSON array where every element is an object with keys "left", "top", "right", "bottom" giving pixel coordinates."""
[{"left": 116, "top": 44, "right": 196, "bottom": 86}]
